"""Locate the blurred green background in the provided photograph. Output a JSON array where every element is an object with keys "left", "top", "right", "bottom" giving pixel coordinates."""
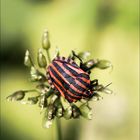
[{"left": 1, "top": 0, "right": 139, "bottom": 140}]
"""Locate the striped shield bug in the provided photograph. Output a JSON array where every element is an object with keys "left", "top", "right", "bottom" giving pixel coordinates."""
[{"left": 46, "top": 56, "right": 98, "bottom": 103}]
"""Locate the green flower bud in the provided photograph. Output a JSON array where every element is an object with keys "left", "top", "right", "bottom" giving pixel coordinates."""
[
  {"left": 78, "top": 51, "right": 90, "bottom": 60},
  {"left": 79, "top": 103, "right": 92, "bottom": 120},
  {"left": 39, "top": 94, "right": 47, "bottom": 109},
  {"left": 92, "top": 93, "right": 103, "bottom": 101},
  {"left": 42, "top": 30, "right": 50, "bottom": 50},
  {"left": 80, "top": 60, "right": 97, "bottom": 72},
  {"left": 92, "top": 84, "right": 103, "bottom": 91},
  {"left": 63, "top": 106, "right": 72, "bottom": 120},
  {"left": 45, "top": 89, "right": 54, "bottom": 98},
  {"left": 99, "top": 87, "right": 113, "bottom": 94},
  {"left": 36, "top": 84, "right": 49, "bottom": 89},
  {"left": 37, "top": 49, "right": 47, "bottom": 68},
  {"left": 27, "top": 96, "right": 39, "bottom": 104},
  {"left": 72, "top": 104, "right": 81, "bottom": 119},
  {"left": 6, "top": 90, "right": 25, "bottom": 101},
  {"left": 30, "top": 67, "right": 46, "bottom": 82},
  {"left": 47, "top": 104, "right": 56, "bottom": 120},
  {"left": 56, "top": 104, "right": 63, "bottom": 118},
  {"left": 43, "top": 118, "right": 53, "bottom": 129},
  {"left": 54, "top": 47, "right": 60, "bottom": 58},
  {"left": 24, "top": 50, "right": 33, "bottom": 67},
  {"left": 43, "top": 109, "right": 53, "bottom": 128},
  {"left": 83, "top": 59, "right": 98, "bottom": 69},
  {"left": 50, "top": 94, "right": 58, "bottom": 104},
  {"left": 36, "top": 85, "right": 54, "bottom": 98},
  {"left": 95, "top": 60, "right": 112, "bottom": 69}
]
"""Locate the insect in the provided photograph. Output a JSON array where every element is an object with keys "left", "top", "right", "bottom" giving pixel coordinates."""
[{"left": 46, "top": 56, "right": 98, "bottom": 103}]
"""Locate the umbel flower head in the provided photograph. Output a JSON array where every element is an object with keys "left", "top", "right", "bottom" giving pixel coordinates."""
[{"left": 7, "top": 30, "right": 113, "bottom": 128}]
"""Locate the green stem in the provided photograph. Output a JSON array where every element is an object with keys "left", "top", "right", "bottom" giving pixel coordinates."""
[
  {"left": 46, "top": 50, "right": 51, "bottom": 63},
  {"left": 55, "top": 118, "right": 62, "bottom": 140},
  {"left": 24, "top": 89, "right": 38, "bottom": 93}
]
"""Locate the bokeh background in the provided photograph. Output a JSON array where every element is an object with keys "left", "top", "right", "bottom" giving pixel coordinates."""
[{"left": 1, "top": 0, "right": 139, "bottom": 140}]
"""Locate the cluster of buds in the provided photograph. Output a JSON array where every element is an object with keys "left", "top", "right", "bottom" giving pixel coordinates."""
[{"left": 7, "top": 30, "right": 112, "bottom": 128}]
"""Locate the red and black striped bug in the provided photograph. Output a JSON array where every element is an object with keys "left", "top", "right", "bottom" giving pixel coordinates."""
[{"left": 46, "top": 56, "right": 97, "bottom": 103}]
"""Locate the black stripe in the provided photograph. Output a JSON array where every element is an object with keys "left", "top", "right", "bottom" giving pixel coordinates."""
[
  {"left": 72, "top": 83, "right": 86, "bottom": 92},
  {"left": 63, "top": 62, "right": 89, "bottom": 80},
  {"left": 63, "top": 63, "right": 79, "bottom": 76},
  {"left": 53, "top": 61, "right": 86, "bottom": 92},
  {"left": 49, "top": 66, "right": 64, "bottom": 84},
  {"left": 50, "top": 76, "right": 81, "bottom": 101},
  {"left": 63, "top": 63, "right": 89, "bottom": 87},
  {"left": 68, "top": 88, "right": 89, "bottom": 98},
  {"left": 76, "top": 78, "right": 90, "bottom": 87},
  {"left": 49, "top": 66, "right": 82, "bottom": 98},
  {"left": 78, "top": 73, "right": 89, "bottom": 79}
]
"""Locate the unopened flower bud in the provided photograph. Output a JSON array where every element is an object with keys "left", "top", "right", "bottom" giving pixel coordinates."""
[
  {"left": 47, "top": 104, "right": 56, "bottom": 120},
  {"left": 30, "top": 67, "right": 46, "bottom": 82},
  {"left": 95, "top": 60, "right": 112, "bottom": 69},
  {"left": 78, "top": 51, "right": 90, "bottom": 60},
  {"left": 79, "top": 103, "right": 92, "bottom": 120},
  {"left": 43, "top": 109, "right": 53, "bottom": 128},
  {"left": 54, "top": 47, "right": 60, "bottom": 58},
  {"left": 63, "top": 106, "right": 72, "bottom": 120},
  {"left": 72, "top": 104, "right": 81, "bottom": 119},
  {"left": 92, "top": 93, "right": 103, "bottom": 101},
  {"left": 56, "top": 104, "right": 63, "bottom": 118},
  {"left": 27, "top": 96, "right": 39, "bottom": 104},
  {"left": 99, "top": 87, "right": 113, "bottom": 94},
  {"left": 37, "top": 49, "right": 47, "bottom": 68},
  {"left": 24, "top": 50, "right": 33, "bottom": 67},
  {"left": 42, "top": 30, "right": 50, "bottom": 50},
  {"left": 39, "top": 94, "right": 47, "bottom": 109},
  {"left": 83, "top": 59, "right": 98, "bottom": 69},
  {"left": 50, "top": 94, "right": 58, "bottom": 104},
  {"left": 43, "top": 118, "right": 53, "bottom": 129},
  {"left": 6, "top": 90, "right": 25, "bottom": 101}
]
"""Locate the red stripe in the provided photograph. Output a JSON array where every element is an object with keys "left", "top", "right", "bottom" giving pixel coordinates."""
[
  {"left": 49, "top": 66, "right": 82, "bottom": 99},
  {"left": 67, "top": 90, "right": 81, "bottom": 99},
  {"left": 80, "top": 77, "right": 90, "bottom": 84},
  {"left": 75, "top": 80, "right": 87, "bottom": 89},
  {"left": 49, "top": 67, "right": 66, "bottom": 97},
  {"left": 50, "top": 63, "right": 69, "bottom": 85},
  {"left": 65, "top": 95, "right": 74, "bottom": 103},
  {"left": 53, "top": 82, "right": 65, "bottom": 98},
  {"left": 57, "top": 61, "right": 88, "bottom": 89},
  {"left": 56, "top": 61, "right": 74, "bottom": 77},
  {"left": 50, "top": 63, "right": 86, "bottom": 95},
  {"left": 67, "top": 63, "right": 89, "bottom": 76}
]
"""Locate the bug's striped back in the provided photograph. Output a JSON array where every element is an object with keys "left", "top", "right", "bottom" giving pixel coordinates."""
[{"left": 47, "top": 57, "right": 91, "bottom": 102}]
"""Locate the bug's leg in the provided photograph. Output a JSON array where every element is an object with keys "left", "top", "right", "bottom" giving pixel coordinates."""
[
  {"left": 90, "top": 80, "right": 105, "bottom": 93},
  {"left": 68, "top": 50, "right": 91, "bottom": 72},
  {"left": 92, "top": 91, "right": 103, "bottom": 100},
  {"left": 91, "top": 79, "right": 98, "bottom": 86},
  {"left": 92, "top": 83, "right": 113, "bottom": 94}
]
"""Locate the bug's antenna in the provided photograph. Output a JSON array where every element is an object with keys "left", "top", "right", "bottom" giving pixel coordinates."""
[
  {"left": 72, "top": 50, "right": 83, "bottom": 63},
  {"left": 104, "top": 82, "right": 112, "bottom": 88}
]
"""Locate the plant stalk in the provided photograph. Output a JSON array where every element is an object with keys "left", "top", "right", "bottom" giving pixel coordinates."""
[
  {"left": 55, "top": 118, "right": 62, "bottom": 140},
  {"left": 46, "top": 50, "right": 51, "bottom": 63}
]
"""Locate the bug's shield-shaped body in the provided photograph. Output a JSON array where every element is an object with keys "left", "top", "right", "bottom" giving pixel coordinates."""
[{"left": 46, "top": 56, "right": 93, "bottom": 103}]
